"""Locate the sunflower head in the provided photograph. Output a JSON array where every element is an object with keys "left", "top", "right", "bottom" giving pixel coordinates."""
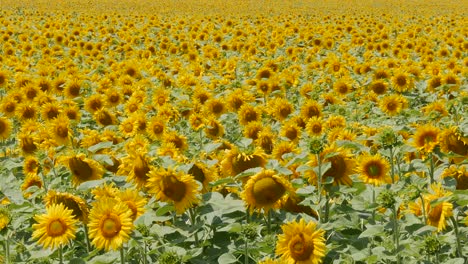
[
  {"left": 32, "top": 203, "right": 78, "bottom": 249},
  {"left": 146, "top": 168, "right": 200, "bottom": 214},
  {"left": 87, "top": 198, "right": 133, "bottom": 251},
  {"left": 275, "top": 218, "right": 326, "bottom": 264},
  {"left": 66, "top": 153, "right": 104, "bottom": 187},
  {"left": 357, "top": 153, "right": 391, "bottom": 186},
  {"left": 45, "top": 190, "right": 89, "bottom": 223},
  {"left": 412, "top": 124, "right": 440, "bottom": 154},
  {"left": 439, "top": 126, "right": 468, "bottom": 163},
  {"left": 242, "top": 170, "right": 293, "bottom": 214}
]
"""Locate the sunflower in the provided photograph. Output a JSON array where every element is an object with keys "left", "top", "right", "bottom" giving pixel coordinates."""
[
  {"left": 87, "top": 197, "right": 133, "bottom": 251},
  {"left": 204, "top": 98, "right": 226, "bottom": 117},
  {"left": 441, "top": 165, "right": 468, "bottom": 190},
  {"left": 269, "top": 97, "right": 293, "bottom": 121},
  {"left": 204, "top": 117, "right": 224, "bottom": 139},
  {"left": 300, "top": 100, "right": 322, "bottom": 120},
  {"left": 424, "top": 183, "right": 453, "bottom": 232},
  {"left": 146, "top": 168, "right": 200, "bottom": 215},
  {"left": 241, "top": 169, "right": 293, "bottom": 214},
  {"left": 243, "top": 121, "right": 263, "bottom": 140},
  {"left": 221, "top": 148, "right": 267, "bottom": 177},
  {"left": 147, "top": 116, "right": 166, "bottom": 140},
  {"left": 238, "top": 104, "right": 261, "bottom": 125},
  {"left": 188, "top": 162, "right": 217, "bottom": 193},
  {"left": 119, "top": 116, "right": 138, "bottom": 138},
  {"left": 369, "top": 80, "right": 387, "bottom": 95},
  {"left": 306, "top": 117, "right": 324, "bottom": 136},
  {"left": 333, "top": 79, "right": 352, "bottom": 96},
  {"left": 275, "top": 218, "right": 326, "bottom": 264},
  {"left": 21, "top": 174, "right": 43, "bottom": 198},
  {"left": 281, "top": 122, "right": 301, "bottom": 142},
  {"left": 1, "top": 100, "right": 17, "bottom": 117},
  {"left": 17, "top": 131, "right": 39, "bottom": 156},
  {"left": 0, "top": 116, "right": 12, "bottom": 140},
  {"left": 44, "top": 190, "right": 89, "bottom": 222},
  {"left": 392, "top": 71, "right": 413, "bottom": 92},
  {"left": 64, "top": 78, "right": 82, "bottom": 98},
  {"left": 255, "top": 129, "right": 276, "bottom": 154},
  {"left": 116, "top": 188, "right": 147, "bottom": 221},
  {"left": 438, "top": 126, "right": 468, "bottom": 163},
  {"left": 94, "top": 109, "right": 116, "bottom": 127},
  {"left": 64, "top": 104, "right": 81, "bottom": 122},
  {"left": 0, "top": 206, "right": 10, "bottom": 231},
  {"left": 282, "top": 194, "right": 319, "bottom": 219},
  {"left": 49, "top": 114, "right": 73, "bottom": 145},
  {"left": 23, "top": 156, "right": 40, "bottom": 176},
  {"left": 379, "top": 94, "right": 406, "bottom": 116},
  {"left": 16, "top": 103, "right": 37, "bottom": 120},
  {"left": 357, "top": 153, "right": 391, "bottom": 186},
  {"left": 40, "top": 101, "right": 62, "bottom": 121},
  {"left": 118, "top": 153, "right": 152, "bottom": 189},
  {"left": 324, "top": 115, "right": 346, "bottom": 130},
  {"left": 412, "top": 124, "right": 440, "bottom": 154},
  {"left": 189, "top": 113, "right": 205, "bottom": 131},
  {"left": 92, "top": 182, "right": 119, "bottom": 199},
  {"left": 272, "top": 141, "right": 298, "bottom": 163},
  {"left": 106, "top": 88, "right": 122, "bottom": 107},
  {"left": 32, "top": 203, "right": 78, "bottom": 249},
  {"left": 163, "top": 131, "right": 188, "bottom": 151},
  {"left": 65, "top": 153, "right": 104, "bottom": 187},
  {"left": 307, "top": 143, "right": 355, "bottom": 187}
]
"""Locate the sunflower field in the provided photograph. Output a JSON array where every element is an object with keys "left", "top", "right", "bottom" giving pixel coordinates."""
[{"left": 0, "top": 0, "right": 467, "bottom": 263}]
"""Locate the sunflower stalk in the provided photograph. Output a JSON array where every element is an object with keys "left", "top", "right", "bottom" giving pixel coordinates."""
[
  {"left": 392, "top": 205, "right": 400, "bottom": 264},
  {"left": 4, "top": 234, "right": 10, "bottom": 264},
  {"left": 59, "top": 245, "right": 63, "bottom": 264},
  {"left": 450, "top": 216, "right": 463, "bottom": 259},
  {"left": 266, "top": 210, "right": 271, "bottom": 234},
  {"left": 244, "top": 237, "right": 249, "bottom": 264},
  {"left": 120, "top": 246, "right": 125, "bottom": 264},
  {"left": 419, "top": 194, "right": 427, "bottom": 225},
  {"left": 389, "top": 147, "right": 395, "bottom": 184},
  {"left": 189, "top": 208, "right": 199, "bottom": 246},
  {"left": 83, "top": 224, "right": 91, "bottom": 253},
  {"left": 428, "top": 152, "right": 435, "bottom": 185}
]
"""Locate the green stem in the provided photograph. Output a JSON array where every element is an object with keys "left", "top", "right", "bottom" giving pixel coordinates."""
[
  {"left": 420, "top": 194, "right": 427, "bottom": 225},
  {"left": 120, "top": 246, "right": 125, "bottom": 264},
  {"left": 244, "top": 237, "right": 249, "bottom": 264},
  {"left": 143, "top": 241, "right": 147, "bottom": 264},
  {"left": 372, "top": 187, "right": 376, "bottom": 224},
  {"left": 59, "top": 245, "right": 63, "bottom": 264},
  {"left": 199, "top": 129, "right": 204, "bottom": 153},
  {"left": 392, "top": 206, "right": 400, "bottom": 264},
  {"left": 266, "top": 210, "right": 271, "bottom": 234},
  {"left": 428, "top": 152, "right": 435, "bottom": 186},
  {"left": 389, "top": 147, "right": 395, "bottom": 184},
  {"left": 189, "top": 208, "right": 199, "bottom": 246},
  {"left": 5, "top": 235, "right": 9, "bottom": 264},
  {"left": 245, "top": 208, "right": 250, "bottom": 223},
  {"left": 450, "top": 216, "right": 463, "bottom": 259},
  {"left": 317, "top": 153, "right": 322, "bottom": 205},
  {"left": 324, "top": 195, "right": 330, "bottom": 223},
  {"left": 83, "top": 223, "right": 91, "bottom": 253}
]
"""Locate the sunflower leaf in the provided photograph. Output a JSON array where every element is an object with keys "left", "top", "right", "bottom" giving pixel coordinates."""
[
  {"left": 88, "top": 141, "right": 113, "bottom": 153},
  {"left": 217, "top": 253, "right": 237, "bottom": 264}
]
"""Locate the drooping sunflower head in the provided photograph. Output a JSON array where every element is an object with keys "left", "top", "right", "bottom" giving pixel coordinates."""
[
  {"left": 275, "top": 218, "right": 326, "bottom": 264},
  {"left": 412, "top": 124, "right": 440, "bottom": 154},
  {"left": 441, "top": 165, "right": 468, "bottom": 190},
  {"left": 241, "top": 169, "right": 293, "bottom": 214},
  {"left": 44, "top": 190, "right": 89, "bottom": 223},
  {"left": 146, "top": 168, "right": 200, "bottom": 215},
  {"left": 116, "top": 188, "right": 147, "bottom": 221},
  {"left": 87, "top": 197, "right": 133, "bottom": 251},
  {"left": 66, "top": 153, "right": 104, "bottom": 187},
  {"left": 0, "top": 116, "right": 12, "bottom": 140},
  {"left": 357, "top": 153, "right": 391, "bottom": 186},
  {"left": 438, "top": 126, "right": 468, "bottom": 163},
  {"left": 21, "top": 174, "right": 43, "bottom": 198},
  {"left": 188, "top": 162, "right": 217, "bottom": 193},
  {"left": 32, "top": 203, "right": 78, "bottom": 249},
  {"left": 221, "top": 148, "right": 267, "bottom": 177},
  {"left": 118, "top": 153, "right": 152, "bottom": 189},
  {"left": 307, "top": 143, "right": 355, "bottom": 187},
  {"left": 0, "top": 206, "right": 11, "bottom": 231}
]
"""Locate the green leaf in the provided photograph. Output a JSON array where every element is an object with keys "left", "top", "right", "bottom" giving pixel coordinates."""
[
  {"left": 444, "top": 259, "right": 466, "bottom": 264},
  {"left": 69, "top": 258, "right": 87, "bottom": 264},
  {"left": 359, "top": 225, "right": 384, "bottom": 238},
  {"left": 155, "top": 204, "right": 175, "bottom": 216},
  {"left": 218, "top": 253, "right": 237, "bottom": 264},
  {"left": 203, "top": 142, "right": 222, "bottom": 154},
  {"left": 88, "top": 141, "right": 113, "bottom": 153},
  {"left": 77, "top": 179, "right": 107, "bottom": 191}
]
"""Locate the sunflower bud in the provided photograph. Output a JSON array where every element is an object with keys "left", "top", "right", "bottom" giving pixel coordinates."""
[
  {"left": 309, "top": 137, "right": 324, "bottom": 154},
  {"left": 377, "top": 128, "right": 401, "bottom": 149},
  {"left": 423, "top": 234, "right": 442, "bottom": 256},
  {"left": 242, "top": 223, "right": 258, "bottom": 240},
  {"left": 136, "top": 224, "right": 150, "bottom": 237},
  {"left": 159, "top": 251, "right": 181, "bottom": 264},
  {"left": 378, "top": 190, "right": 396, "bottom": 209},
  {"left": 405, "top": 184, "right": 421, "bottom": 201}
]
